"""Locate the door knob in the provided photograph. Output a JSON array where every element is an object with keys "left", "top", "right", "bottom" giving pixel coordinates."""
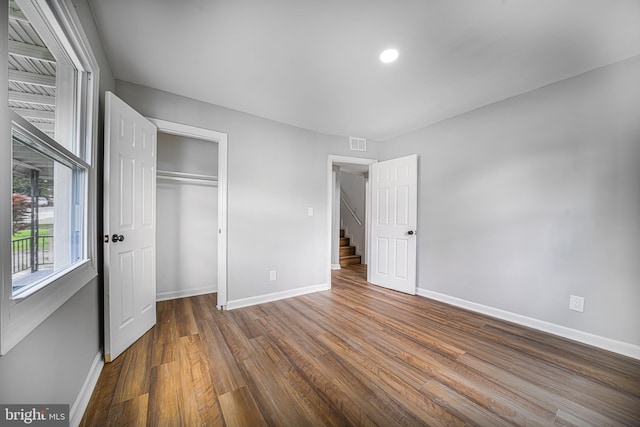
[
  {"left": 407, "top": 230, "right": 416, "bottom": 235},
  {"left": 112, "top": 234, "right": 125, "bottom": 242}
]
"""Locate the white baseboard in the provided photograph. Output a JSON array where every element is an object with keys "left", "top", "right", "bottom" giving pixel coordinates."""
[
  {"left": 227, "top": 283, "right": 330, "bottom": 310},
  {"left": 70, "top": 351, "right": 104, "bottom": 427},
  {"left": 331, "top": 264, "right": 342, "bottom": 270},
  {"left": 417, "top": 288, "right": 640, "bottom": 360},
  {"left": 156, "top": 285, "right": 217, "bottom": 302}
]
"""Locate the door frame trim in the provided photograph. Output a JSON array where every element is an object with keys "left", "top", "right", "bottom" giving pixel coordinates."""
[
  {"left": 326, "top": 155, "right": 377, "bottom": 288},
  {"left": 148, "top": 118, "right": 228, "bottom": 309}
]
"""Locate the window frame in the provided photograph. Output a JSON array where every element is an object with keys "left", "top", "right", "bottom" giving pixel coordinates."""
[
  {"left": 1, "top": 0, "right": 100, "bottom": 355},
  {"left": 10, "top": 111, "right": 90, "bottom": 299}
]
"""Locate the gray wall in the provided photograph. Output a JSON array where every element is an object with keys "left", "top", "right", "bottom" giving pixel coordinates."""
[
  {"left": 0, "top": 0, "right": 114, "bottom": 408},
  {"left": 379, "top": 55, "right": 640, "bottom": 346},
  {"left": 157, "top": 133, "right": 219, "bottom": 298},
  {"left": 157, "top": 132, "right": 218, "bottom": 175},
  {"left": 116, "top": 80, "right": 379, "bottom": 302},
  {"left": 0, "top": 283, "right": 101, "bottom": 403}
]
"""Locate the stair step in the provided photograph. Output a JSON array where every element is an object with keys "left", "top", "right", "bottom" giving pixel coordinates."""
[
  {"left": 339, "top": 246, "right": 355, "bottom": 256},
  {"left": 340, "top": 237, "right": 350, "bottom": 247},
  {"left": 339, "top": 254, "right": 361, "bottom": 267}
]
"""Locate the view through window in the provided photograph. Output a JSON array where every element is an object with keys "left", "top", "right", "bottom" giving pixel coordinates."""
[
  {"left": 8, "top": 0, "right": 88, "bottom": 298},
  {"left": 11, "top": 126, "right": 86, "bottom": 297}
]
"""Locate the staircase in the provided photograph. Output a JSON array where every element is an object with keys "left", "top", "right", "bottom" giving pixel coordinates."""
[{"left": 339, "top": 229, "right": 361, "bottom": 267}]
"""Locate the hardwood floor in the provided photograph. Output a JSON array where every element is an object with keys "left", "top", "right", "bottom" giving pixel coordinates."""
[{"left": 81, "top": 265, "right": 640, "bottom": 426}]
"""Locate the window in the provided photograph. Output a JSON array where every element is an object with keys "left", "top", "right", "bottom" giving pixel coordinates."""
[
  {"left": 11, "top": 118, "right": 87, "bottom": 298},
  {"left": 1, "top": 0, "right": 99, "bottom": 354}
]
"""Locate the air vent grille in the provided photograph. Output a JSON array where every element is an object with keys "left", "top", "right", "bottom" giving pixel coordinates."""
[{"left": 349, "top": 137, "right": 366, "bottom": 151}]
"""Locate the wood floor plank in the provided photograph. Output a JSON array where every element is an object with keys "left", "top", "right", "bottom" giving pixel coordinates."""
[
  {"left": 567, "top": 372, "right": 640, "bottom": 425},
  {"left": 81, "top": 265, "right": 640, "bottom": 426},
  {"left": 249, "top": 334, "right": 352, "bottom": 426},
  {"left": 239, "top": 338, "right": 325, "bottom": 426},
  {"left": 112, "top": 331, "right": 152, "bottom": 404},
  {"left": 151, "top": 299, "right": 178, "bottom": 367},
  {"left": 264, "top": 326, "right": 400, "bottom": 426},
  {"left": 314, "top": 330, "right": 468, "bottom": 426},
  {"left": 104, "top": 393, "right": 148, "bottom": 427},
  {"left": 198, "top": 316, "right": 248, "bottom": 395},
  {"left": 258, "top": 299, "right": 332, "bottom": 358},
  {"left": 216, "top": 311, "right": 255, "bottom": 362},
  {"left": 146, "top": 362, "right": 183, "bottom": 427},
  {"left": 421, "top": 379, "right": 516, "bottom": 427},
  {"left": 218, "top": 386, "right": 267, "bottom": 427},
  {"left": 317, "top": 286, "right": 470, "bottom": 359},
  {"left": 79, "top": 354, "right": 125, "bottom": 427},
  {"left": 191, "top": 292, "right": 217, "bottom": 322},
  {"left": 552, "top": 407, "right": 622, "bottom": 427},
  {"left": 175, "top": 297, "right": 200, "bottom": 337},
  {"left": 228, "top": 307, "right": 266, "bottom": 340},
  {"left": 457, "top": 353, "right": 623, "bottom": 426},
  {"left": 177, "top": 334, "right": 224, "bottom": 425},
  {"left": 311, "top": 298, "right": 562, "bottom": 424},
  {"left": 480, "top": 323, "right": 640, "bottom": 396},
  {"left": 399, "top": 348, "right": 557, "bottom": 425}
]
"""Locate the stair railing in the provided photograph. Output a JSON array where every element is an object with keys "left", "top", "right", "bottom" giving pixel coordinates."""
[{"left": 340, "top": 189, "right": 362, "bottom": 226}]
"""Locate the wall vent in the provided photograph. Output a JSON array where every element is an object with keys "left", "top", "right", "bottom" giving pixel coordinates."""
[{"left": 349, "top": 137, "right": 367, "bottom": 151}]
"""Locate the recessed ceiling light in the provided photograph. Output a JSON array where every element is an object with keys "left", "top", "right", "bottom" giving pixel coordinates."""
[{"left": 380, "top": 48, "right": 399, "bottom": 63}]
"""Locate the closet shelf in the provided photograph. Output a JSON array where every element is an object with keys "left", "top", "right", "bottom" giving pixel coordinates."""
[{"left": 156, "top": 169, "right": 218, "bottom": 186}]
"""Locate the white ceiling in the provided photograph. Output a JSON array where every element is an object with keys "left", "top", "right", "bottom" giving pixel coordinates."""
[{"left": 88, "top": 0, "right": 640, "bottom": 141}]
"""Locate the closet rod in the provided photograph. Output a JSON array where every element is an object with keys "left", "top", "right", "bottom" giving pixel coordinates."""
[{"left": 156, "top": 169, "right": 218, "bottom": 185}]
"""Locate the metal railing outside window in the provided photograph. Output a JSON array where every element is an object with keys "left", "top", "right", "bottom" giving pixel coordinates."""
[{"left": 11, "top": 235, "right": 53, "bottom": 274}]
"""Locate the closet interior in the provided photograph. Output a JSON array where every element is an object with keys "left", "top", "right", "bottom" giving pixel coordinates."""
[{"left": 156, "top": 132, "right": 219, "bottom": 300}]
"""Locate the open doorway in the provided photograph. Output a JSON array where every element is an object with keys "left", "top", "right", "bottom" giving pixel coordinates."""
[
  {"left": 327, "top": 154, "right": 419, "bottom": 294},
  {"left": 155, "top": 132, "right": 218, "bottom": 301},
  {"left": 149, "top": 119, "right": 228, "bottom": 308},
  {"left": 326, "top": 155, "right": 376, "bottom": 286}
]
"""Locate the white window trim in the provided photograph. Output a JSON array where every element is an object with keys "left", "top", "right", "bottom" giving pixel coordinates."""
[{"left": 0, "top": 0, "right": 100, "bottom": 356}]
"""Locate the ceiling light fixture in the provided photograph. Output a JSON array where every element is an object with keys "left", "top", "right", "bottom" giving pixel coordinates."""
[{"left": 380, "top": 48, "right": 399, "bottom": 63}]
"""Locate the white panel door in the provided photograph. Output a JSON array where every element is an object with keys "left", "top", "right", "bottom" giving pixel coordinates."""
[
  {"left": 104, "top": 92, "right": 157, "bottom": 362},
  {"left": 369, "top": 155, "right": 418, "bottom": 294}
]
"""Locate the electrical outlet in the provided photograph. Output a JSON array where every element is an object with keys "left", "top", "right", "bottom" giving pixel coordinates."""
[
  {"left": 569, "top": 295, "right": 584, "bottom": 312},
  {"left": 269, "top": 270, "right": 277, "bottom": 281}
]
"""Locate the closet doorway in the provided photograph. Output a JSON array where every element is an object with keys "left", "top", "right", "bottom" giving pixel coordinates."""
[{"left": 149, "top": 119, "right": 228, "bottom": 308}]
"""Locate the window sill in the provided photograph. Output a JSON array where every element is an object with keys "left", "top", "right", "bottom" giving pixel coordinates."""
[{"left": 11, "top": 259, "right": 91, "bottom": 301}]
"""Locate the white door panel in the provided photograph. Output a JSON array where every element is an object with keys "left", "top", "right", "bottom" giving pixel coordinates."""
[
  {"left": 104, "top": 92, "right": 157, "bottom": 362},
  {"left": 369, "top": 155, "right": 418, "bottom": 294}
]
